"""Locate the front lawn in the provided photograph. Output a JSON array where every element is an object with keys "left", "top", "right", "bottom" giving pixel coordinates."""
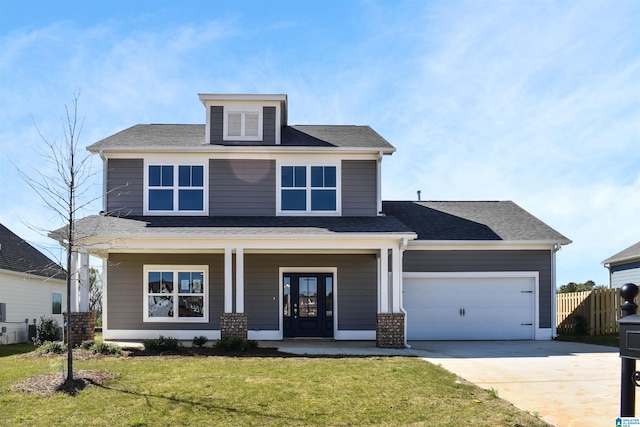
[{"left": 0, "top": 345, "right": 549, "bottom": 426}]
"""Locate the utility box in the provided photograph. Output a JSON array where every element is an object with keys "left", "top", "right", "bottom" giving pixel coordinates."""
[
  {"left": 620, "top": 314, "right": 640, "bottom": 360},
  {"left": 0, "top": 302, "right": 6, "bottom": 322}
]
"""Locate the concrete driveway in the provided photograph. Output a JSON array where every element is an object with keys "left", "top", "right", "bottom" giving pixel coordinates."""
[{"left": 409, "top": 340, "right": 631, "bottom": 427}]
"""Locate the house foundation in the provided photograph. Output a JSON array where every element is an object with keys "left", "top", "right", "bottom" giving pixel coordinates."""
[
  {"left": 220, "top": 313, "right": 248, "bottom": 339},
  {"left": 376, "top": 313, "right": 405, "bottom": 348}
]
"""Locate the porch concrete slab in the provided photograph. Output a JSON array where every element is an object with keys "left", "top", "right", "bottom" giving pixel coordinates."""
[{"left": 268, "top": 340, "right": 635, "bottom": 427}]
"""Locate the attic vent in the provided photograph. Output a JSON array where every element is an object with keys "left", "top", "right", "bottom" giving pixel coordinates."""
[
  {"left": 245, "top": 113, "right": 259, "bottom": 136},
  {"left": 228, "top": 113, "right": 242, "bottom": 136}
]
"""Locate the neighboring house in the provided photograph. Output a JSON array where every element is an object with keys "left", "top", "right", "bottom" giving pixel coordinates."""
[
  {"left": 59, "top": 93, "right": 570, "bottom": 347},
  {"left": 0, "top": 223, "right": 66, "bottom": 344},
  {"left": 603, "top": 241, "right": 640, "bottom": 289}
]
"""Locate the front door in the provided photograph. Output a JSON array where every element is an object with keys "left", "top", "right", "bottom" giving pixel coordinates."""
[{"left": 283, "top": 273, "right": 333, "bottom": 338}]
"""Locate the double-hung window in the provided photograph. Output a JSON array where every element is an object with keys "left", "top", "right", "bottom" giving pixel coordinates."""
[
  {"left": 145, "top": 162, "right": 206, "bottom": 215},
  {"left": 279, "top": 164, "right": 340, "bottom": 215},
  {"left": 143, "top": 265, "right": 208, "bottom": 323}
]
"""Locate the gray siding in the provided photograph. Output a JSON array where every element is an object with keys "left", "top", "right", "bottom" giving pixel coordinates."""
[
  {"left": 244, "top": 254, "right": 377, "bottom": 331},
  {"left": 210, "top": 106, "right": 223, "bottom": 144},
  {"left": 403, "top": 250, "right": 554, "bottom": 328},
  {"left": 106, "top": 158, "right": 143, "bottom": 216},
  {"left": 210, "top": 159, "right": 276, "bottom": 216},
  {"left": 263, "top": 106, "right": 276, "bottom": 144},
  {"left": 107, "top": 253, "right": 224, "bottom": 330},
  {"left": 611, "top": 261, "right": 640, "bottom": 288},
  {"left": 342, "top": 160, "right": 377, "bottom": 216}
]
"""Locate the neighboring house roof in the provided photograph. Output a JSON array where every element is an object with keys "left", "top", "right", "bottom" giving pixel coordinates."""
[
  {"left": 62, "top": 214, "right": 416, "bottom": 240},
  {"left": 0, "top": 223, "right": 66, "bottom": 280},
  {"left": 86, "top": 124, "right": 395, "bottom": 152},
  {"left": 603, "top": 241, "right": 640, "bottom": 265},
  {"left": 382, "top": 201, "right": 572, "bottom": 244}
]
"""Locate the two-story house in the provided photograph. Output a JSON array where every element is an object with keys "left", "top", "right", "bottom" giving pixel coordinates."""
[{"left": 62, "top": 94, "right": 570, "bottom": 347}]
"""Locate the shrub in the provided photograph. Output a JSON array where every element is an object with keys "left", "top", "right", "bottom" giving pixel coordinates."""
[
  {"left": 214, "top": 336, "right": 257, "bottom": 352},
  {"left": 192, "top": 335, "right": 208, "bottom": 348},
  {"left": 80, "top": 340, "right": 95, "bottom": 350},
  {"left": 33, "top": 316, "right": 61, "bottom": 345},
  {"left": 574, "top": 314, "right": 589, "bottom": 335},
  {"left": 90, "top": 341, "right": 121, "bottom": 356},
  {"left": 144, "top": 335, "right": 182, "bottom": 353},
  {"left": 36, "top": 340, "right": 67, "bottom": 354}
]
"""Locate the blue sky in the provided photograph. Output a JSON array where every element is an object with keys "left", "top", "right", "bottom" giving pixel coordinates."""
[{"left": 1, "top": 0, "right": 638, "bottom": 287}]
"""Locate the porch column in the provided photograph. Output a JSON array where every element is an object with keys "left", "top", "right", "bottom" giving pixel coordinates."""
[
  {"left": 235, "top": 248, "right": 244, "bottom": 313},
  {"left": 78, "top": 249, "right": 89, "bottom": 312},
  {"left": 224, "top": 247, "right": 233, "bottom": 312},
  {"left": 391, "top": 244, "right": 402, "bottom": 313},
  {"left": 379, "top": 247, "right": 390, "bottom": 313},
  {"left": 70, "top": 251, "right": 78, "bottom": 312},
  {"left": 377, "top": 243, "right": 405, "bottom": 348}
]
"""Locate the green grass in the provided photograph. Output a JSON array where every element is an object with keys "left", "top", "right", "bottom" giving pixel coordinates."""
[{"left": 0, "top": 345, "right": 550, "bottom": 426}]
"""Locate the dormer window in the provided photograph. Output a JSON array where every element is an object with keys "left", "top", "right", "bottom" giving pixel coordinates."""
[{"left": 224, "top": 109, "right": 262, "bottom": 140}]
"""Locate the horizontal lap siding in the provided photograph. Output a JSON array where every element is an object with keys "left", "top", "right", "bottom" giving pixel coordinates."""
[
  {"left": 210, "top": 159, "right": 276, "bottom": 216},
  {"left": 106, "top": 159, "right": 143, "bottom": 215},
  {"left": 342, "top": 160, "right": 377, "bottom": 216},
  {"left": 611, "top": 262, "right": 640, "bottom": 288},
  {"left": 107, "top": 253, "right": 224, "bottom": 330},
  {"left": 244, "top": 254, "right": 377, "bottom": 331},
  {"left": 403, "top": 250, "right": 553, "bottom": 328}
]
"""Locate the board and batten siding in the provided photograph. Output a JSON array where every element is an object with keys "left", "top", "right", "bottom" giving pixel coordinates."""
[
  {"left": 107, "top": 253, "right": 224, "bottom": 331},
  {"left": 106, "top": 158, "right": 144, "bottom": 215},
  {"left": 244, "top": 254, "right": 378, "bottom": 331},
  {"left": 341, "top": 160, "right": 377, "bottom": 216},
  {"left": 610, "top": 261, "right": 640, "bottom": 288},
  {"left": 402, "top": 250, "right": 554, "bottom": 328},
  {"left": 209, "top": 106, "right": 224, "bottom": 144},
  {"left": 209, "top": 159, "right": 276, "bottom": 216},
  {"left": 263, "top": 106, "right": 276, "bottom": 144}
]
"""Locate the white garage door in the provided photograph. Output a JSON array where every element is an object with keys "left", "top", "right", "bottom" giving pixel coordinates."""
[{"left": 404, "top": 273, "right": 536, "bottom": 340}]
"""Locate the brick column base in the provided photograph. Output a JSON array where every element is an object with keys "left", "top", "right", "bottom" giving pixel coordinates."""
[
  {"left": 376, "top": 313, "right": 405, "bottom": 348},
  {"left": 220, "top": 313, "right": 248, "bottom": 339},
  {"left": 64, "top": 312, "right": 96, "bottom": 346}
]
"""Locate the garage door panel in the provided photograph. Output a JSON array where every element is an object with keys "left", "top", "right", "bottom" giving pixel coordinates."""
[{"left": 404, "top": 275, "right": 535, "bottom": 340}]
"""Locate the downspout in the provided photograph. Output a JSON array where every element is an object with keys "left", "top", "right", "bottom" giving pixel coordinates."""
[
  {"left": 551, "top": 243, "right": 562, "bottom": 338},
  {"left": 99, "top": 149, "right": 107, "bottom": 213},
  {"left": 399, "top": 237, "right": 411, "bottom": 348}
]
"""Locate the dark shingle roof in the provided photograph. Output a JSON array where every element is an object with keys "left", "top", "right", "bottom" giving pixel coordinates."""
[
  {"left": 87, "top": 124, "right": 394, "bottom": 151},
  {"left": 0, "top": 223, "right": 66, "bottom": 280},
  {"left": 603, "top": 241, "right": 640, "bottom": 265},
  {"left": 382, "top": 201, "right": 571, "bottom": 243},
  {"left": 69, "top": 215, "right": 415, "bottom": 239}
]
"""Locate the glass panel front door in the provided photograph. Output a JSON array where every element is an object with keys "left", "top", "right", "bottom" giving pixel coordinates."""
[{"left": 283, "top": 273, "right": 333, "bottom": 338}]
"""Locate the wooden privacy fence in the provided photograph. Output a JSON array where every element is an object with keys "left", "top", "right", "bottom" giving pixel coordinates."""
[{"left": 556, "top": 288, "right": 636, "bottom": 335}]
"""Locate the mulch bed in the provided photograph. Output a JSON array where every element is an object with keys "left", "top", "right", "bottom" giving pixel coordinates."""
[{"left": 12, "top": 370, "right": 115, "bottom": 396}]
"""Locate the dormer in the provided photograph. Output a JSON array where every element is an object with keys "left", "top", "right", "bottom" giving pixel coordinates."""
[{"left": 199, "top": 94, "right": 288, "bottom": 145}]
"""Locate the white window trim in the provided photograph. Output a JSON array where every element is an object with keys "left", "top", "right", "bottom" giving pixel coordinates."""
[
  {"left": 276, "top": 160, "right": 342, "bottom": 216},
  {"left": 223, "top": 108, "right": 263, "bottom": 141},
  {"left": 143, "top": 265, "right": 209, "bottom": 323},
  {"left": 52, "top": 292, "right": 63, "bottom": 315},
  {"left": 143, "top": 159, "right": 209, "bottom": 216}
]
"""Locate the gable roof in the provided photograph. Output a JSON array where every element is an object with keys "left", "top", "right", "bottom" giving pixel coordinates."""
[
  {"left": 0, "top": 223, "right": 66, "bottom": 280},
  {"left": 86, "top": 124, "right": 394, "bottom": 152},
  {"left": 603, "top": 241, "right": 640, "bottom": 265},
  {"left": 382, "top": 201, "right": 572, "bottom": 244}
]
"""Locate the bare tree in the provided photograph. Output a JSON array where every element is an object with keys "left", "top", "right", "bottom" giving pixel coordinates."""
[
  {"left": 15, "top": 92, "right": 94, "bottom": 386},
  {"left": 89, "top": 267, "right": 102, "bottom": 321}
]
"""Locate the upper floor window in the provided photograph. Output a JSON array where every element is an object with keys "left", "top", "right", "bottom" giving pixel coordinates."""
[
  {"left": 144, "top": 161, "right": 207, "bottom": 215},
  {"left": 224, "top": 110, "right": 262, "bottom": 141},
  {"left": 278, "top": 163, "right": 340, "bottom": 215}
]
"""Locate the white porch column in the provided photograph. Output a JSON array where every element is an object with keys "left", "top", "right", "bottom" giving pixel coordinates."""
[
  {"left": 78, "top": 249, "right": 89, "bottom": 312},
  {"left": 224, "top": 247, "right": 233, "bottom": 313},
  {"left": 235, "top": 248, "right": 244, "bottom": 313},
  {"left": 70, "top": 251, "right": 78, "bottom": 312},
  {"left": 391, "top": 244, "right": 402, "bottom": 313},
  {"left": 379, "top": 248, "right": 390, "bottom": 313}
]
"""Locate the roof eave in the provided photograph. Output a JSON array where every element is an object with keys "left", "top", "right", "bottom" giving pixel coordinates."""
[{"left": 88, "top": 145, "right": 396, "bottom": 155}]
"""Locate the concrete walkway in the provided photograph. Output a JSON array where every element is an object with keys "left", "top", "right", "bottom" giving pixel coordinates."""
[{"left": 268, "top": 340, "right": 634, "bottom": 427}]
